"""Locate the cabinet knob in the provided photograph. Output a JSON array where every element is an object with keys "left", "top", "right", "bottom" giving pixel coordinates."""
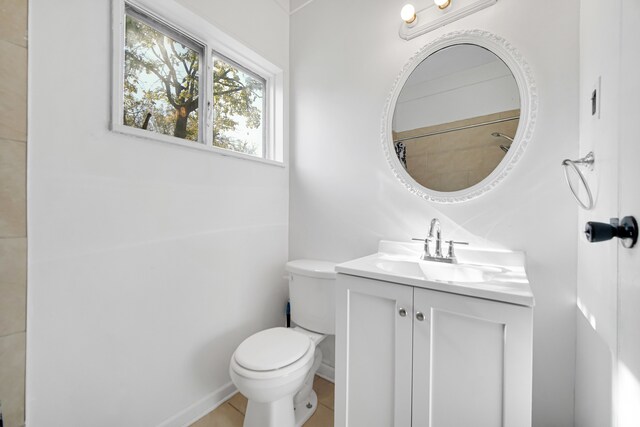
[
  {"left": 416, "top": 312, "right": 425, "bottom": 321},
  {"left": 398, "top": 308, "right": 407, "bottom": 317}
]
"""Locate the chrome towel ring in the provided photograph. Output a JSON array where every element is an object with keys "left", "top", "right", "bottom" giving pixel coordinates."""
[{"left": 561, "top": 152, "right": 595, "bottom": 210}]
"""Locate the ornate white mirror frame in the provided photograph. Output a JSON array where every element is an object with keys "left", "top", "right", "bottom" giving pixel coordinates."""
[{"left": 382, "top": 29, "right": 538, "bottom": 203}]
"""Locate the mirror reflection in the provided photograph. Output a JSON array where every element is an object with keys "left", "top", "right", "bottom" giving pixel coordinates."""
[{"left": 392, "top": 44, "right": 520, "bottom": 192}]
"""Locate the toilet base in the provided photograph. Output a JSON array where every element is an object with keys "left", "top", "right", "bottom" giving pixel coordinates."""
[
  {"left": 294, "top": 390, "right": 318, "bottom": 427},
  {"left": 244, "top": 395, "right": 295, "bottom": 427}
]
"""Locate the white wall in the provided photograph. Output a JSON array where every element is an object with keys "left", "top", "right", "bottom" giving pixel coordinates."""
[
  {"left": 290, "top": 1, "right": 578, "bottom": 426},
  {"left": 26, "top": 1, "right": 289, "bottom": 426}
]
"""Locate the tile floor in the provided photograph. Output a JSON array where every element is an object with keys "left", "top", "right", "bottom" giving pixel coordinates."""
[{"left": 191, "top": 376, "right": 334, "bottom": 427}]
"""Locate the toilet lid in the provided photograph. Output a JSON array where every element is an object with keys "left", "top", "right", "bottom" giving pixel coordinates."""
[
  {"left": 285, "top": 259, "right": 336, "bottom": 279},
  {"left": 234, "top": 327, "right": 312, "bottom": 371}
]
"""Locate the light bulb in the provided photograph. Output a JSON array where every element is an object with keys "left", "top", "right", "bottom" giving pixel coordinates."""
[
  {"left": 400, "top": 4, "right": 417, "bottom": 24},
  {"left": 434, "top": 0, "right": 451, "bottom": 9}
]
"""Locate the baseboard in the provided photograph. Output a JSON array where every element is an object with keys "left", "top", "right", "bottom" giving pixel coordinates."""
[
  {"left": 316, "top": 362, "right": 335, "bottom": 383},
  {"left": 157, "top": 381, "right": 238, "bottom": 427}
]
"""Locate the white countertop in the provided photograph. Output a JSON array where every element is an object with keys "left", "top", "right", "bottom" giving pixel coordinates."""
[{"left": 335, "top": 240, "right": 534, "bottom": 307}]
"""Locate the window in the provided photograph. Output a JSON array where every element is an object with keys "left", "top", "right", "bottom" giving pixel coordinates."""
[
  {"left": 112, "top": 1, "right": 284, "bottom": 164},
  {"left": 212, "top": 54, "right": 266, "bottom": 157},
  {"left": 123, "top": 7, "right": 202, "bottom": 142}
]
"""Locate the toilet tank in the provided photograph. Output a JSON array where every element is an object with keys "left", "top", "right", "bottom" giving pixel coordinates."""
[{"left": 286, "top": 260, "right": 336, "bottom": 335}]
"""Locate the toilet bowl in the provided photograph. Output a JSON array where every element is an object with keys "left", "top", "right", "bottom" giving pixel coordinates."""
[{"left": 229, "top": 260, "right": 336, "bottom": 427}]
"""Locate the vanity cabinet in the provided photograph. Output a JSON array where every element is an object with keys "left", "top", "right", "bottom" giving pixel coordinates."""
[
  {"left": 334, "top": 274, "right": 413, "bottom": 427},
  {"left": 335, "top": 273, "right": 533, "bottom": 427}
]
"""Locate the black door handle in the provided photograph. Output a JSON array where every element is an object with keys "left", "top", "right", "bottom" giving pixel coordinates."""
[{"left": 585, "top": 216, "right": 638, "bottom": 248}]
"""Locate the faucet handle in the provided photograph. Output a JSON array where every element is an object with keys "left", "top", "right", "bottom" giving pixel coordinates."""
[
  {"left": 412, "top": 237, "right": 432, "bottom": 258},
  {"left": 412, "top": 237, "right": 432, "bottom": 248},
  {"left": 445, "top": 240, "right": 469, "bottom": 260}
]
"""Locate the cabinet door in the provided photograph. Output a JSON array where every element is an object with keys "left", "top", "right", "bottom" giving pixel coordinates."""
[
  {"left": 335, "top": 274, "right": 413, "bottom": 427},
  {"left": 412, "top": 288, "right": 533, "bottom": 427}
]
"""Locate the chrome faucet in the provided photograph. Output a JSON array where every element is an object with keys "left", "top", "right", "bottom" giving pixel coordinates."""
[
  {"left": 428, "top": 218, "right": 443, "bottom": 258},
  {"left": 413, "top": 218, "right": 468, "bottom": 264}
]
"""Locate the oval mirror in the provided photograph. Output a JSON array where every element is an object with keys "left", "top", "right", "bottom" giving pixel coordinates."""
[{"left": 383, "top": 30, "right": 537, "bottom": 203}]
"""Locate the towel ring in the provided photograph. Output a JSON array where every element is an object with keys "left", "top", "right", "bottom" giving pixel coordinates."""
[{"left": 561, "top": 152, "right": 595, "bottom": 210}]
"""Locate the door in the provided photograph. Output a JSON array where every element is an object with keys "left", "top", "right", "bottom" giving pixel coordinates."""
[
  {"left": 575, "top": 2, "right": 621, "bottom": 424},
  {"left": 616, "top": 1, "right": 640, "bottom": 425},
  {"left": 411, "top": 288, "right": 533, "bottom": 427},
  {"left": 576, "top": 1, "right": 640, "bottom": 426},
  {"left": 334, "top": 274, "right": 413, "bottom": 427}
]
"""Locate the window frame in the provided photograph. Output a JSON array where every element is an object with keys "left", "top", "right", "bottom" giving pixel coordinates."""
[{"left": 111, "top": 0, "right": 285, "bottom": 166}]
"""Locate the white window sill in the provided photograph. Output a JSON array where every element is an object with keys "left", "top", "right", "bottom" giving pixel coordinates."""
[{"left": 112, "top": 124, "right": 286, "bottom": 168}]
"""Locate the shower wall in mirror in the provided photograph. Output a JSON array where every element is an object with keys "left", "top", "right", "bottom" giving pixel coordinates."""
[{"left": 393, "top": 109, "right": 519, "bottom": 192}]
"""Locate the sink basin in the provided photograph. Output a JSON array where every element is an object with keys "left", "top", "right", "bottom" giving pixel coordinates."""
[
  {"left": 336, "top": 240, "right": 534, "bottom": 307},
  {"left": 375, "top": 259, "right": 503, "bottom": 283}
]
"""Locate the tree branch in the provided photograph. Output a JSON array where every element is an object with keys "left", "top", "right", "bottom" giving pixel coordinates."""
[
  {"left": 170, "top": 42, "right": 191, "bottom": 76},
  {"left": 127, "top": 51, "right": 180, "bottom": 109},
  {"left": 155, "top": 36, "right": 181, "bottom": 91}
]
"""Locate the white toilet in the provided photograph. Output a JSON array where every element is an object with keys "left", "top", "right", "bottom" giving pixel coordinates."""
[{"left": 229, "top": 260, "right": 336, "bottom": 427}]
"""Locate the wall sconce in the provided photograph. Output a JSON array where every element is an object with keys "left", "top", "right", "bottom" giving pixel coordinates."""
[{"left": 399, "top": 0, "right": 497, "bottom": 40}]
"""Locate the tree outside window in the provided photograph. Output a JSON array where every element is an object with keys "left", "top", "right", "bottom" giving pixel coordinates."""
[{"left": 123, "top": 8, "right": 266, "bottom": 157}]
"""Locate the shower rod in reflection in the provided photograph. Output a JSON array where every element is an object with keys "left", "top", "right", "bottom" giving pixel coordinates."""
[
  {"left": 393, "top": 115, "right": 519, "bottom": 143},
  {"left": 491, "top": 132, "right": 514, "bottom": 153}
]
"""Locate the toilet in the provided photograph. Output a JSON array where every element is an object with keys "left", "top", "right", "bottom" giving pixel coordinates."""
[{"left": 229, "top": 260, "right": 336, "bottom": 427}]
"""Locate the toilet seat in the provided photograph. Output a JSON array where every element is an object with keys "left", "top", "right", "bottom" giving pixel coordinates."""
[
  {"left": 231, "top": 328, "right": 316, "bottom": 381},
  {"left": 235, "top": 327, "right": 312, "bottom": 371}
]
